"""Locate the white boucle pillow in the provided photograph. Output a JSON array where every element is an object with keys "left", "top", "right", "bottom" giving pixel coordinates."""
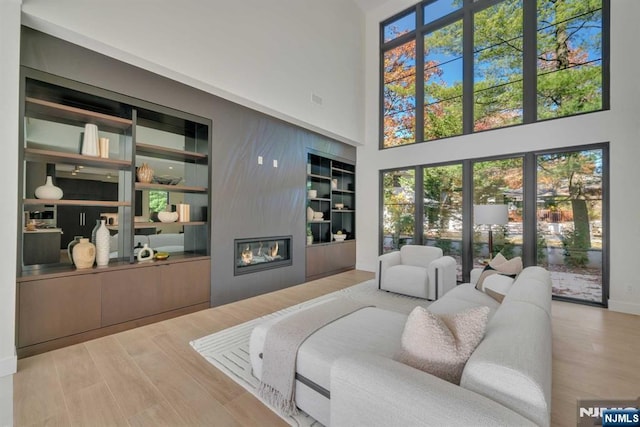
[{"left": 395, "top": 305, "right": 490, "bottom": 384}]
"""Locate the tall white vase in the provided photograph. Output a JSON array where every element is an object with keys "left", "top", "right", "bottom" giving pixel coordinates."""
[
  {"left": 82, "top": 123, "right": 99, "bottom": 156},
  {"left": 95, "top": 219, "right": 110, "bottom": 267},
  {"left": 34, "top": 176, "right": 63, "bottom": 200}
]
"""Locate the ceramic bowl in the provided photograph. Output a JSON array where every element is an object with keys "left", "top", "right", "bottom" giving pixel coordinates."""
[
  {"left": 313, "top": 212, "right": 324, "bottom": 220},
  {"left": 333, "top": 234, "right": 347, "bottom": 242},
  {"left": 157, "top": 211, "right": 179, "bottom": 223},
  {"left": 335, "top": 203, "right": 344, "bottom": 210}
]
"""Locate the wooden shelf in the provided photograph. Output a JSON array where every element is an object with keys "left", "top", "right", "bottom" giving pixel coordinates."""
[
  {"left": 307, "top": 173, "right": 331, "bottom": 181},
  {"left": 309, "top": 197, "right": 331, "bottom": 202},
  {"left": 136, "top": 142, "right": 208, "bottom": 163},
  {"left": 25, "top": 97, "right": 132, "bottom": 132},
  {"left": 332, "top": 167, "right": 355, "bottom": 175},
  {"left": 24, "top": 199, "right": 129, "bottom": 207},
  {"left": 332, "top": 209, "right": 355, "bottom": 213},
  {"left": 24, "top": 147, "right": 131, "bottom": 170},
  {"left": 308, "top": 220, "right": 331, "bottom": 224},
  {"left": 332, "top": 189, "right": 355, "bottom": 194},
  {"left": 135, "top": 182, "right": 207, "bottom": 193}
]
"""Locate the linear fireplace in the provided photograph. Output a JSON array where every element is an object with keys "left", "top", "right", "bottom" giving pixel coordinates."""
[{"left": 234, "top": 235, "right": 292, "bottom": 276}]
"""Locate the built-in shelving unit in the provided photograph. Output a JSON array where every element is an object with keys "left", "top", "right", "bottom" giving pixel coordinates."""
[
  {"left": 16, "top": 68, "right": 212, "bottom": 357},
  {"left": 306, "top": 152, "right": 356, "bottom": 280}
]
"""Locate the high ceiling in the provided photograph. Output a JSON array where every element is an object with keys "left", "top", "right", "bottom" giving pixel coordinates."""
[{"left": 352, "top": 0, "right": 390, "bottom": 12}]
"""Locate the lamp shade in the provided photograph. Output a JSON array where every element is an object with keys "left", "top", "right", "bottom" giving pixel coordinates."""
[{"left": 474, "top": 204, "right": 508, "bottom": 225}]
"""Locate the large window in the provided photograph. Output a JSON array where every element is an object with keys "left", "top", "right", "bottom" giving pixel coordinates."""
[
  {"left": 381, "top": 0, "right": 608, "bottom": 148},
  {"left": 379, "top": 144, "right": 608, "bottom": 306}
]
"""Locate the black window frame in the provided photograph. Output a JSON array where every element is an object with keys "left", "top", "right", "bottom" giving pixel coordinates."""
[{"left": 380, "top": 0, "right": 610, "bottom": 149}]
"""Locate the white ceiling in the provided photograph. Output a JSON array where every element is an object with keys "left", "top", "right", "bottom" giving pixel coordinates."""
[{"left": 352, "top": 0, "right": 389, "bottom": 12}]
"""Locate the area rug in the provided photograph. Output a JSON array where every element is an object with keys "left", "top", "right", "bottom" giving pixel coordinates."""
[{"left": 190, "top": 279, "right": 429, "bottom": 426}]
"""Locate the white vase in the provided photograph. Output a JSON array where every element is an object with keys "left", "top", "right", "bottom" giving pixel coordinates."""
[
  {"left": 91, "top": 219, "right": 101, "bottom": 245},
  {"left": 95, "top": 219, "right": 110, "bottom": 267},
  {"left": 34, "top": 176, "right": 63, "bottom": 200},
  {"left": 82, "top": 123, "right": 99, "bottom": 156}
]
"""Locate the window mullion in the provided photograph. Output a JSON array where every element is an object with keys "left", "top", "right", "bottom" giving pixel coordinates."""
[
  {"left": 522, "top": 0, "right": 537, "bottom": 123},
  {"left": 462, "top": 3, "right": 474, "bottom": 135},
  {"left": 416, "top": 6, "right": 425, "bottom": 144}
]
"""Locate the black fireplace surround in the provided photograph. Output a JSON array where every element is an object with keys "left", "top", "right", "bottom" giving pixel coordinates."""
[{"left": 234, "top": 235, "right": 292, "bottom": 276}]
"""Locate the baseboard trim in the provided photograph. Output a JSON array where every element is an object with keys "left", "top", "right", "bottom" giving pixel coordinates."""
[
  {"left": 0, "top": 349, "right": 17, "bottom": 377},
  {"left": 608, "top": 299, "right": 640, "bottom": 316}
]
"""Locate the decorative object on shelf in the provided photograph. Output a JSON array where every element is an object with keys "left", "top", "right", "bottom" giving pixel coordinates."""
[
  {"left": 67, "top": 235, "right": 84, "bottom": 265},
  {"left": 335, "top": 203, "right": 344, "bottom": 210},
  {"left": 101, "top": 212, "right": 118, "bottom": 226},
  {"left": 136, "top": 163, "right": 154, "bottom": 183},
  {"left": 98, "top": 137, "right": 110, "bottom": 158},
  {"left": 154, "top": 252, "right": 170, "bottom": 260},
  {"left": 81, "top": 123, "right": 99, "bottom": 156},
  {"left": 158, "top": 211, "right": 179, "bottom": 223},
  {"left": 177, "top": 203, "right": 190, "bottom": 222},
  {"left": 152, "top": 175, "right": 182, "bottom": 185},
  {"left": 307, "top": 206, "right": 314, "bottom": 221},
  {"left": 95, "top": 219, "right": 110, "bottom": 267},
  {"left": 34, "top": 176, "right": 63, "bottom": 200},
  {"left": 307, "top": 227, "right": 313, "bottom": 245},
  {"left": 334, "top": 233, "right": 347, "bottom": 242},
  {"left": 313, "top": 211, "right": 324, "bottom": 220},
  {"left": 137, "top": 243, "right": 154, "bottom": 262},
  {"left": 331, "top": 179, "right": 338, "bottom": 189},
  {"left": 307, "top": 189, "right": 317, "bottom": 198},
  {"left": 72, "top": 238, "right": 95, "bottom": 269},
  {"left": 91, "top": 219, "right": 101, "bottom": 245}
]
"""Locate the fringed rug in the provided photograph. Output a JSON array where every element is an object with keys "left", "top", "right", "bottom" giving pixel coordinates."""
[{"left": 190, "top": 279, "right": 429, "bottom": 426}]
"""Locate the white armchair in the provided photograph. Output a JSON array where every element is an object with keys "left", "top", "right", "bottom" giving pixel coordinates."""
[{"left": 376, "top": 245, "right": 457, "bottom": 300}]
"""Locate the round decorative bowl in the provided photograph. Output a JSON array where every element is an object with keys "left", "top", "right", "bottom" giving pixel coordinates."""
[
  {"left": 313, "top": 212, "right": 324, "bottom": 220},
  {"left": 334, "top": 203, "right": 344, "bottom": 210},
  {"left": 333, "top": 234, "right": 347, "bottom": 242},
  {"left": 155, "top": 252, "right": 170, "bottom": 260},
  {"left": 157, "top": 211, "right": 179, "bottom": 223}
]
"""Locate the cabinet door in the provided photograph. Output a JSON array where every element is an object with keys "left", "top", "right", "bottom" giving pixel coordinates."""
[
  {"left": 156, "top": 260, "right": 210, "bottom": 312},
  {"left": 101, "top": 266, "right": 161, "bottom": 326},
  {"left": 306, "top": 245, "right": 328, "bottom": 279},
  {"left": 327, "top": 240, "right": 356, "bottom": 272},
  {"left": 57, "top": 205, "right": 84, "bottom": 248},
  {"left": 18, "top": 274, "right": 102, "bottom": 347}
]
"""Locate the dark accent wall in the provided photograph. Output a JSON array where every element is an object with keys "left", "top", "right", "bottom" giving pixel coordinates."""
[{"left": 21, "top": 27, "right": 356, "bottom": 306}]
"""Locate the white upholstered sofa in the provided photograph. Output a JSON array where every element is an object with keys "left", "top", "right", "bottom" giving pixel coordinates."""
[{"left": 250, "top": 266, "right": 552, "bottom": 426}]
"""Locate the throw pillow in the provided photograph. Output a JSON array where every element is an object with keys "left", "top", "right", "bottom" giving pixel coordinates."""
[
  {"left": 395, "top": 305, "right": 490, "bottom": 384},
  {"left": 475, "top": 255, "right": 523, "bottom": 292},
  {"left": 481, "top": 274, "right": 515, "bottom": 303}
]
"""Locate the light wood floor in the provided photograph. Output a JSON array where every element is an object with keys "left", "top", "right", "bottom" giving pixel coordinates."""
[{"left": 12, "top": 270, "right": 640, "bottom": 426}]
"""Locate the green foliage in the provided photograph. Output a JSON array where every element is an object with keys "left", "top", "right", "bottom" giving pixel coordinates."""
[
  {"left": 561, "top": 228, "right": 590, "bottom": 268},
  {"left": 148, "top": 190, "right": 168, "bottom": 213},
  {"left": 382, "top": 0, "right": 603, "bottom": 147}
]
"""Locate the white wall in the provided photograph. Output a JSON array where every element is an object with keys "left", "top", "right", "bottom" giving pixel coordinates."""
[
  {"left": 20, "top": 0, "right": 365, "bottom": 146},
  {"left": 356, "top": 0, "right": 640, "bottom": 315},
  {"left": 0, "top": 0, "right": 21, "bottom": 377}
]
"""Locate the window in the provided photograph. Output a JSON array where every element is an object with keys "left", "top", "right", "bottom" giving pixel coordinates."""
[
  {"left": 149, "top": 190, "right": 169, "bottom": 213},
  {"left": 382, "top": 169, "right": 416, "bottom": 252},
  {"left": 379, "top": 144, "right": 608, "bottom": 306},
  {"left": 380, "top": 0, "right": 608, "bottom": 148}
]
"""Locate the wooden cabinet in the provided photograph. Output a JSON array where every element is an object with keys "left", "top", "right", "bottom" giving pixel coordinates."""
[
  {"left": 101, "top": 259, "right": 210, "bottom": 326},
  {"left": 18, "top": 274, "right": 102, "bottom": 347},
  {"left": 306, "top": 240, "right": 356, "bottom": 281},
  {"left": 17, "top": 258, "right": 211, "bottom": 356},
  {"left": 306, "top": 153, "right": 356, "bottom": 280}
]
